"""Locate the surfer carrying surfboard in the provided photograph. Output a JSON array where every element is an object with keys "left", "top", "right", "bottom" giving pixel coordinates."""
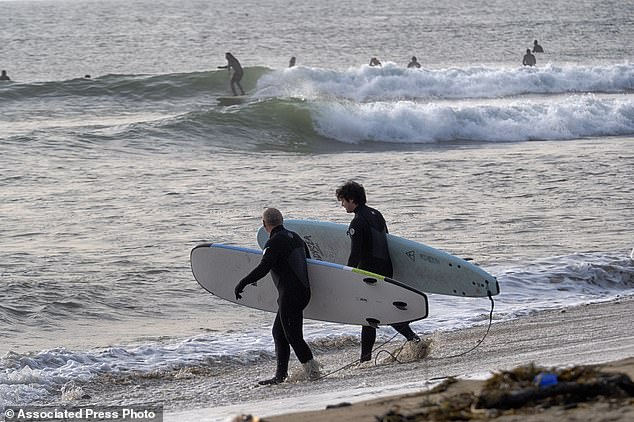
[
  {"left": 234, "top": 208, "right": 321, "bottom": 384},
  {"left": 336, "top": 181, "right": 421, "bottom": 362},
  {"left": 217, "top": 52, "right": 245, "bottom": 96}
]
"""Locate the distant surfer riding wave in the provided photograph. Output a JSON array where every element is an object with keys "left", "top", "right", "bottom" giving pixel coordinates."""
[{"left": 218, "top": 52, "right": 245, "bottom": 96}]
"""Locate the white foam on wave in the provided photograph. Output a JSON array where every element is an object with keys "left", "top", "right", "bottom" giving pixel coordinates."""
[
  {"left": 252, "top": 62, "right": 634, "bottom": 144},
  {"left": 0, "top": 331, "right": 276, "bottom": 405},
  {"left": 255, "top": 62, "right": 634, "bottom": 102},
  {"left": 309, "top": 94, "right": 634, "bottom": 143}
]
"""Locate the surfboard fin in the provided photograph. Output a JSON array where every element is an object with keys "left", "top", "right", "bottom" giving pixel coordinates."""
[{"left": 392, "top": 301, "right": 408, "bottom": 310}]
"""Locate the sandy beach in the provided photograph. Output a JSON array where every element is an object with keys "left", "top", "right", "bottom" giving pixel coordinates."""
[
  {"left": 263, "top": 357, "right": 634, "bottom": 422},
  {"left": 218, "top": 296, "right": 634, "bottom": 422}
]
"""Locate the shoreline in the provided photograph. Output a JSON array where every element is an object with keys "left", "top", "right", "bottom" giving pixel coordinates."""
[{"left": 191, "top": 296, "right": 634, "bottom": 422}]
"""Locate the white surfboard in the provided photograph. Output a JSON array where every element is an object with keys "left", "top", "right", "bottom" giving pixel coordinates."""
[
  {"left": 257, "top": 220, "right": 499, "bottom": 298},
  {"left": 190, "top": 243, "right": 428, "bottom": 326}
]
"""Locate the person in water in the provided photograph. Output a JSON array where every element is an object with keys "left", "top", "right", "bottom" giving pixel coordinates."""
[
  {"left": 532, "top": 40, "right": 544, "bottom": 53},
  {"left": 218, "top": 52, "right": 245, "bottom": 96},
  {"left": 0, "top": 70, "right": 10, "bottom": 81},
  {"left": 289, "top": 56, "right": 296, "bottom": 67},
  {"left": 235, "top": 208, "right": 321, "bottom": 384},
  {"left": 407, "top": 56, "right": 421, "bottom": 68},
  {"left": 336, "top": 181, "right": 421, "bottom": 363},
  {"left": 522, "top": 49, "right": 536, "bottom": 66},
  {"left": 369, "top": 57, "right": 382, "bottom": 67}
]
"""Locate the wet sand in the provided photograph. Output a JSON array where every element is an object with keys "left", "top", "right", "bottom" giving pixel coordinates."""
[{"left": 220, "top": 296, "right": 634, "bottom": 422}]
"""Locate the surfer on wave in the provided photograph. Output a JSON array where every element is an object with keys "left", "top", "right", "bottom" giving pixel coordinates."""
[{"left": 218, "top": 52, "right": 245, "bottom": 96}]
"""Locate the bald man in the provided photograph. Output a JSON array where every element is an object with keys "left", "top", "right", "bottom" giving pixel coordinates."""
[{"left": 235, "top": 208, "right": 320, "bottom": 384}]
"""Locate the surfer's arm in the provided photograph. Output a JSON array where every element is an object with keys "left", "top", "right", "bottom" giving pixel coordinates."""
[
  {"left": 235, "top": 247, "right": 278, "bottom": 298},
  {"left": 237, "top": 265, "right": 267, "bottom": 287},
  {"left": 347, "top": 221, "right": 363, "bottom": 268}
]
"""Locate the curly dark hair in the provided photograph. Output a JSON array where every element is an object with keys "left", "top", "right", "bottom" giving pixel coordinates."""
[{"left": 335, "top": 180, "right": 367, "bottom": 205}]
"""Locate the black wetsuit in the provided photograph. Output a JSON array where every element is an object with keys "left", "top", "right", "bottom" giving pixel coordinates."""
[
  {"left": 226, "top": 57, "right": 244, "bottom": 95},
  {"left": 347, "top": 204, "right": 418, "bottom": 361},
  {"left": 236, "top": 225, "right": 313, "bottom": 378}
]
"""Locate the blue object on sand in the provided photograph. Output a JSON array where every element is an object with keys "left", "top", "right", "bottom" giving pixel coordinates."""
[{"left": 534, "top": 372, "right": 558, "bottom": 388}]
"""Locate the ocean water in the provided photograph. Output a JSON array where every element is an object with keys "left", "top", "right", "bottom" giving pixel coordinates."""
[{"left": 1, "top": 0, "right": 633, "bottom": 419}]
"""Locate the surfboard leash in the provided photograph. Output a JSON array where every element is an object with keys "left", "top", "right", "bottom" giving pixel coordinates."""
[
  {"left": 314, "top": 292, "right": 495, "bottom": 380},
  {"left": 437, "top": 291, "right": 495, "bottom": 360},
  {"left": 313, "top": 332, "right": 401, "bottom": 381},
  {"left": 377, "top": 291, "right": 496, "bottom": 363}
]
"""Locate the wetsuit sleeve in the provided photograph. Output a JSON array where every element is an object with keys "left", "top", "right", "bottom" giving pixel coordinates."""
[
  {"left": 236, "top": 245, "right": 280, "bottom": 289},
  {"left": 347, "top": 218, "right": 363, "bottom": 268}
]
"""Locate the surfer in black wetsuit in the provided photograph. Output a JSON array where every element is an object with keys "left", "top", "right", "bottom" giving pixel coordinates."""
[
  {"left": 234, "top": 208, "right": 320, "bottom": 385},
  {"left": 523, "top": 49, "right": 536, "bottom": 66},
  {"left": 532, "top": 40, "right": 544, "bottom": 53},
  {"left": 407, "top": 56, "right": 421, "bottom": 68},
  {"left": 0, "top": 70, "right": 10, "bottom": 81},
  {"left": 369, "top": 57, "right": 382, "bottom": 67},
  {"left": 336, "top": 181, "right": 420, "bottom": 363},
  {"left": 218, "top": 52, "right": 245, "bottom": 96}
]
